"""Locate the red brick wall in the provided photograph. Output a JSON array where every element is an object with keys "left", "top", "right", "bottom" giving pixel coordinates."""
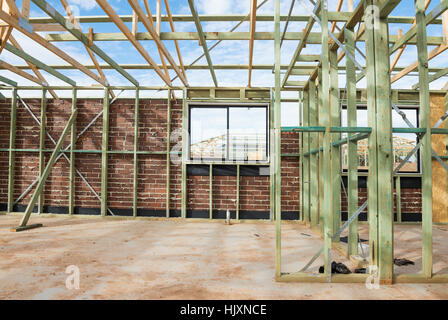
[{"left": 0, "top": 98, "right": 422, "bottom": 218}]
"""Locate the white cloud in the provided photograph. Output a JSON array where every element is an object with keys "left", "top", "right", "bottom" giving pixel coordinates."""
[{"left": 69, "top": 0, "right": 98, "bottom": 11}]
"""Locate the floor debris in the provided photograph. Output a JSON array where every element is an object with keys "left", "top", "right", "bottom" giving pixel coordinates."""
[
  {"left": 318, "top": 262, "right": 352, "bottom": 274},
  {"left": 394, "top": 258, "right": 415, "bottom": 266},
  {"left": 339, "top": 236, "right": 368, "bottom": 243}
]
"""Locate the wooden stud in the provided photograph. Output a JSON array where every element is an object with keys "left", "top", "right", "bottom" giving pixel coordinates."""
[
  {"left": 89, "top": 27, "right": 94, "bottom": 47},
  {"left": 133, "top": 88, "right": 139, "bottom": 217},
  {"left": 132, "top": 10, "right": 138, "bottom": 36},
  {"left": 396, "top": 176, "right": 401, "bottom": 223},
  {"left": 101, "top": 88, "right": 110, "bottom": 217},
  {"left": 38, "top": 89, "right": 46, "bottom": 215},
  {"left": 7, "top": 88, "right": 17, "bottom": 214},
  {"left": 181, "top": 88, "right": 188, "bottom": 219},
  {"left": 302, "top": 87, "right": 310, "bottom": 222},
  {"left": 274, "top": 0, "right": 281, "bottom": 278},
  {"left": 166, "top": 89, "right": 171, "bottom": 219},
  {"left": 368, "top": 0, "right": 394, "bottom": 284},
  {"left": 209, "top": 164, "right": 213, "bottom": 219},
  {"left": 330, "top": 48, "right": 341, "bottom": 238},
  {"left": 320, "top": 0, "right": 332, "bottom": 278},
  {"left": 345, "top": 25, "right": 358, "bottom": 256},
  {"left": 365, "top": 0, "right": 379, "bottom": 275},
  {"left": 415, "top": 0, "right": 433, "bottom": 279},
  {"left": 309, "top": 80, "right": 319, "bottom": 227},
  {"left": 68, "top": 88, "right": 77, "bottom": 215},
  {"left": 236, "top": 164, "right": 240, "bottom": 221},
  {"left": 156, "top": 0, "right": 161, "bottom": 35}
]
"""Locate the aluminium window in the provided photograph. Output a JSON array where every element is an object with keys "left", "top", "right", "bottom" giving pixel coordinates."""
[{"left": 188, "top": 105, "right": 269, "bottom": 162}]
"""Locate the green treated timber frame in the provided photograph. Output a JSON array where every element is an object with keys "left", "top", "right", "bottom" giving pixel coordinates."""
[
  {"left": 0, "top": 75, "right": 18, "bottom": 87},
  {"left": 12, "top": 108, "right": 78, "bottom": 230},
  {"left": 133, "top": 88, "right": 139, "bottom": 218},
  {"left": 7, "top": 88, "right": 17, "bottom": 213},
  {"left": 38, "top": 89, "right": 46, "bottom": 214},
  {"left": 415, "top": 0, "right": 433, "bottom": 279},
  {"left": 69, "top": 89, "right": 77, "bottom": 215},
  {"left": 101, "top": 88, "right": 110, "bottom": 216}
]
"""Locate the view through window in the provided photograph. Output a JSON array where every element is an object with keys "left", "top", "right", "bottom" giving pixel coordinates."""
[
  {"left": 189, "top": 105, "right": 268, "bottom": 162},
  {"left": 341, "top": 106, "right": 419, "bottom": 172}
]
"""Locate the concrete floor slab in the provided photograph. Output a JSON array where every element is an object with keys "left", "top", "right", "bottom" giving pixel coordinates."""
[{"left": 0, "top": 215, "right": 447, "bottom": 299}]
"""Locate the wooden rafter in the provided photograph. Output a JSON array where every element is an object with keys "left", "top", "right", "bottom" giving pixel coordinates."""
[
  {"left": 330, "top": 0, "right": 344, "bottom": 33},
  {"left": 0, "top": 0, "right": 13, "bottom": 54},
  {"left": 0, "top": 58, "right": 46, "bottom": 85},
  {"left": 94, "top": 0, "right": 170, "bottom": 86},
  {"left": 4, "top": 42, "right": 76, "bottom": 86},
  {"left": 128, "top": 0, "right": 188, "bottom": 86},
  {"left": 187, "top": 0, "right": 217, "bottom": 87},
  {"left": 163, "top": 0, "right": 186, "bottom": 80},
  {"left": 390, "top": 0, "right": 432, "bottom": 71},
  {"left": 60, "top": 0, "right": 115, "bottom": 98},
  {"left": 389, "top": 0, "right": 448, "bottom": 55},
  {"left": 142, "top": 0, "right": 170, "bottom": 81},
  {"left": 9, "top": 35, "right": 59, "bottom": 98},
  {"left": 248, "top": 0, "right": 257, "bottom": 87},
  {"left": 0, "top": 7, "right": 106, "bottom": 86},
  {"left": 392, "top": 42, "right": 448, "bottom": 84},
  {"left": 31, "top": 0, "right": 138, "bottom": 86},
  {"left": 282, "top": 0, "right": 321, "bottom": 87}
]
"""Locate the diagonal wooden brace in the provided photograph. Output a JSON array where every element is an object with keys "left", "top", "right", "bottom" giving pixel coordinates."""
[{"left": 11, "top": 109, "right": 78, "bottom": 231}]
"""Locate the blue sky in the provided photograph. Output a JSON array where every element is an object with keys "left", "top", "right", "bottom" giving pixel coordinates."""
[{"left": 0, "top": 0, "right": 446, "bottom": 126}]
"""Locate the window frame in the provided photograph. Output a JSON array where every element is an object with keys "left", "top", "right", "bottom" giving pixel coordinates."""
[
  {"left": 341, "top": 104, "right": 421, "bottom": 174},
  {"left": 187, "top": 102, "right": 270, "bottom": 164}
]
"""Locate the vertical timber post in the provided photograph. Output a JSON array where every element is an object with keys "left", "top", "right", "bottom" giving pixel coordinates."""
[
  {"left": 299, "top": 90, "right": 303, "bottom": 221},
  {"left": 318, "top": 66, "right": 324, "bottom": 233},
  {"left": 69, "top": 88, "right": 77, "bottom": 215},
  {"left": 274, "top": 0, "right": 281, "bottom": 279},
  {"left": 181, "top": 88, "right": 188, "bottom": 219},
  {"left": 236, "top": 164, "right": 240, "bottom": 221},
  {"left": 166, "top": 89, "right": 171, "bottom": 219},
  {"left": 133, "top": 88, "right": 139, "bottom": 217},
  {"left": 396, "top": 176, "right": 402, "bottom": 223},
  {"left": 330, "top": 48, "right": 341, "bottom": 239},
  {"left": 320, "top": 0, "right": 332, "bottom": 278},
  {"left": 7, "top": 88, "right": 17, "bottom": 214},
  {"left": 101, "top": 87, "right": 110, "bottom": 217},
  {"left": 415, "top": 0, "right": 433, "bottom": 278},
  {"left": 303, "top": 87, "right": 310, "bottom": 223},
  {"left": 309, "top": 80, "right": 319, "bottom": 227},
  {"left": 345, "top": 23, "right": 359, "bottom": 256},
  {"left": 366, "top": 0, "right": 394, "bottom": 284},
  {"left": 209, "top": 164, "right": 213, "bottom": 219},
  {"left": 38, "top": 89, "right": 47, "bottom": 215}
]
